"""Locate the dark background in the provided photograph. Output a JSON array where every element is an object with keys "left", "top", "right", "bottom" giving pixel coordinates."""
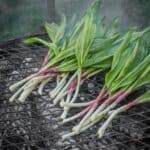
[{"left": 0, "top": 0, "right": 149, "bottom": 41}]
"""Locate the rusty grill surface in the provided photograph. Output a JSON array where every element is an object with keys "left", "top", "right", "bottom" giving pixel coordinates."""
[{"left": 0, "top": 38, "right": 150, "bottom": 150}]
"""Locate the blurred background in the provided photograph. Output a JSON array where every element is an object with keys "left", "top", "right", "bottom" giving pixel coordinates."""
[{"left": 0, "top": 0, "right": 149, "bottom": 42}]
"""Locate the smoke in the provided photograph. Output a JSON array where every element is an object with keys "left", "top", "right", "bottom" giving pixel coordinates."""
[
  {"left": 0, "top": 0, "right": 149, "bottom": 41},
  {"left": 56, "top": 0, "right": 150, "bottom": 30}
]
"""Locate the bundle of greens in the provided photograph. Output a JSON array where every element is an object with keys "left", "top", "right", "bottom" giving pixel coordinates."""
[
  {"left": 98, "top": 90, "right": 150, "bottom": 138},
  {"left": 62, "top": 27, "right": 150, "bottom": 139},
  {"left": 9, "top": 15, "right": 69, "bottom": 102},
  {"left": 56, "top": 0, "right": 121, "bottom": 119},
  {"left": 9, "top": 0, "right": 120, "bottom": 107}
]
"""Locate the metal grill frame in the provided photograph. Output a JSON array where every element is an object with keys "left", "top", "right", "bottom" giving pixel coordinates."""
[{"left": 0, "top": 37, "right": 150, "bottom": 150}]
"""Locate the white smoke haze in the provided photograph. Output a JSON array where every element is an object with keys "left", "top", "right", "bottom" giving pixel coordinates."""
[{"left": 0, "top": 0, "right": 149, "bottom": 41}]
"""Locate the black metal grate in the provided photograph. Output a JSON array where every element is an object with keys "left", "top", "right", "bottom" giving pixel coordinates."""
[{"left": 0, "top": 37, "right": 150, "bottom": 150}]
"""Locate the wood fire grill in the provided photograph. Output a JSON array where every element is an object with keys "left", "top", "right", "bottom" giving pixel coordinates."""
[{"left": 0, "top": 36, "right": 150, "bottom": 150}]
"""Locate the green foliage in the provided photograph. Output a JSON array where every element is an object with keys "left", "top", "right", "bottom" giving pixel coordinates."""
[
  {"left": 24, "top": 0, "right": 120, "bottom": 75},
  {"left": 75, "top": 14, "right": 96, "bottom": 68},
  {"left": 105, "top": 30, "right": 133, "bottom": 88},
  {"left": 104, "top": 28, "right": 150, "bottom": 95},
  {"left": 24, "top": 37, "right": 50, "bottom": 47}
]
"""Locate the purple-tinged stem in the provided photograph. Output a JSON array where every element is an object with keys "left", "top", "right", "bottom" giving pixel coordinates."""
[
  {"left": 41, "top": 55, "right": 49, "bottom": 68},
  {"left": 62, "top": 91, "right": 107, "bottom": 124},
  {"left": 73, "top": 88, "right": 108, "bottom": 132},
  {"left": 98, "top": 99, "right": 139, "bottom": 138}
]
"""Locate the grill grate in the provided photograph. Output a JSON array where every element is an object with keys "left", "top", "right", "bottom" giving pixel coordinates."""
[{"left": 0, "top": 37, "right": 150, "bottom": 150}]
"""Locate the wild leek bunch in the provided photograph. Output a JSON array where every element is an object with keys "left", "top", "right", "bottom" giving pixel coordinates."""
[
  {"left": 62, "top": 27, "right": 150, "bottom": 139},
  {"left": 98, "top": 90, "right": 150, "bottom": 138},
  {"left": 9, "top": 0, "right": 120, "bottom": 106}
]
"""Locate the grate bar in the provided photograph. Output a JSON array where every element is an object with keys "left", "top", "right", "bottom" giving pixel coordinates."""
[{"left": 0, "top": 38, "right": 150, "bottom": 150}]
